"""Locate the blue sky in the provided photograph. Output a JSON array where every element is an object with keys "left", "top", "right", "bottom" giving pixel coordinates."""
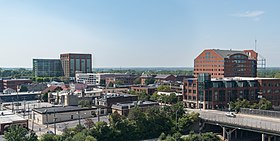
[{"left": 0, "top": 0, "right": 280, "bottom": 68}]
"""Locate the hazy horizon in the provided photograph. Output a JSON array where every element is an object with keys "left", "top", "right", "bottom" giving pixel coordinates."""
[{"left": 1, "top": 1, "right": 280, "bottom": 68}]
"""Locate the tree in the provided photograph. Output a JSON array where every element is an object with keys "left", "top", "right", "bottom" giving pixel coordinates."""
[
  {"left": 78, "top": 100, "right": 92, "bottom": 108},
  {"left": 145, "top": 78, "right": 155, "bottom": 85},
  {"left": 133, "top": 77, "right": 141, "bottom": 84},
  {"left": 157, "top": 85, "right": 171, "bottom": 91},
  {"left": 4, "top": 125, "right": 38, "bottom": 141},
  {"left": 178, "top": 112, "right": 200, "bottom": 133},
  {"left": 40, "top": 134, "right": 59, "bottom": 141},
  {"left": 258, "top": 98, "right": 273, "bottom": 110},
  {"left": 230, "top": 99, "right": 250, "bottom": 112},
  {"left": 84, "top": 118, "right": 95, "bottom": 129},
  {"left": 72, "top": 132, "right": 87, "bottom": 141},
  {"left": 85, "top": 136, "right": 97, "bottom": 141},
  {"left": 20, "top": 85, "right": 29, "bottom": 92},
  {"left": 42, "top": 93, "right": 49, "bottom": 102}
]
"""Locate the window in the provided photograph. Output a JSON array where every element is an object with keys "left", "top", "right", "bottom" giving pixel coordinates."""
[{"left": 71, "top": 115, "right": 74, "bottom": 119}]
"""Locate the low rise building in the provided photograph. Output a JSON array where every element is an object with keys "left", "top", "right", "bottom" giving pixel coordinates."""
[
  {"left": 3, "top": 79, "right": 32, "bottom": 91},
  {"left": 75, "top": 72, "right": 98, "bottom": 86},
  {"left": 96, "top": 93, "right": 138, "bottom": 113},
  {"left": 0, "top": 110, "right": 28, "bottom": 134},
  {"left": 111, "top": 101, "right": 159, "bottom": 116},
  {"left": 131, "top": 86, "right": 157, "bottom": 95},
  {"left": 32, "top": 106, "right": 99, "bottom": 124},
  {"left": 154, "top": 74, "right": 176, "bottom": 84}
]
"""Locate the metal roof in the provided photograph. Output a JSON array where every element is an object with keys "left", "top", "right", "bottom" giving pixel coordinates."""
[{"left": 213, "top": 49, "right": 247, "bottom": 58}]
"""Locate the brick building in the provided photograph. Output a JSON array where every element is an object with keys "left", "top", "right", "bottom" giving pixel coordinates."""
[
  {"left": 131, "top": 86, "right": 157, "bottom": 95},
  {"left": 194, "top": 49, "right": 257, "bottom": 78},
  {"left": 60, "top": 53, "right": 92, "bottom": 78},
  {"left": 183, "top": 74, "right": 280, "bottom": 109},
  {"left": 3, "top": 79, "right": 32, "bottom": 91}
]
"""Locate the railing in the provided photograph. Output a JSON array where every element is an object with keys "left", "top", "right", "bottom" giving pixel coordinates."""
[
  {"left": 199, "top": 112, "right": 280, "bottom": 133},
  {"left": 240, "top": 108, "right": 280, "bottom": 118}
]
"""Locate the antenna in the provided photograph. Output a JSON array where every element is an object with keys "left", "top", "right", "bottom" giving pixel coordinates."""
[{"left": 255, "top": 39, "right": 257, "bottom": 51}]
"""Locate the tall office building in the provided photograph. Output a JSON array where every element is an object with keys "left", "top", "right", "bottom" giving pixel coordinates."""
[
  {"left": 60, "top": 53, "right": 92, "bottom": 78},
  {"left": 194, "top": 49, "right": 258, "bottom": 78},
  {"left": 33, "top": 59, "right": 64, "bottom": 77}
]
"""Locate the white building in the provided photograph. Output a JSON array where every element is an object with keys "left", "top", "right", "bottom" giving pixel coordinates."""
[
  {"left": 32, "top": 106, "right": 106, "bottom": 125},
  {"left": 75, "top": 73, "right": 98, "bottom": 86}
]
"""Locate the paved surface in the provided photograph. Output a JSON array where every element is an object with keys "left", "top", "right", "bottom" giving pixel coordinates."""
[
  {"left": 187, "top": 109, "right": 280, "bottom": 134},
  {"left": 27, "top": 115, "right": 109, "bottom": 137}
]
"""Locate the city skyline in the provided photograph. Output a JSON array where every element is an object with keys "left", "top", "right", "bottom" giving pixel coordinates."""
[{"left": 1, "top": 1, "right": 280, "bottom": 68}]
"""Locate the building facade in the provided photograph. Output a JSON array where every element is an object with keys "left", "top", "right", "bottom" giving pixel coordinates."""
[
  {"left": 194, "top": 49, "right": 258, "bottom": 78},
  {"left": 111, "top": 101, "right": 159, "bottom": 116},
  {"left": 33, "top": 59, "right": 64, "bottom": 77},
  {"left": 183, "top": 74, "right": 280, "bottom": 109},
  {"left": 75, "top": 72, "right": 98, "bottom": 86},
  {"left": 60, "top": 53, "right": 92, "bottom": 78},
  {"left": 3, "top": 79, "right": 32, "bottom": 91},
  {"left": 32, "top": 106, "right": 98, "bottom": 124},
  {"left": 131, "top": 86, "right": 157, "bottom": 95}
]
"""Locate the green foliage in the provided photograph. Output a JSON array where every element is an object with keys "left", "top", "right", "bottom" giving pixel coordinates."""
[
  {"left": 181, "top": 132, "right": 220, "bottom": 141},
  {"left": 0, "top": 68, "right": 32, "bottom": 79},
  {"left": 20, "top": 85, "right": 29, "bottom": 92},
  {"left": 178, "top": 112, "right": 200, "bottom": 133},
  {"left": 230, "top": 98, "right": 273, "bottom": 111},
  {"left": 42, "top": 93, "right": 49, "bottom": 102},
  {"left": 85, "top": 135, "right": 97, "bottom": 141},
  {"left": 78, "top": 100, "right": 92, "bottom": 108},
  {"left": 129, "top": 91, "right": 150, "bottom": 101},
  {"left": 145, "top": 77, "right": 155, "bottom": 85},
  {"left": 4, "top": 125, "right": 38, "bottom": 141},
  {"left": 151, "top": 93, "right": 179, "bottom": 105},
  {"left": 40, "top": 134, "right": 61, "bottom": 141},
  {"left": 133, "top": 77, "right": 141, "bottom": 84},
  {"left": 38, "top": 102, "right": 200, "bottom": 141},
  {"left": 230, "top": 98, "right": 250, "bottom": 111},
  {"left": 157, "top": 85, "right": 171, "bottom": 91}
]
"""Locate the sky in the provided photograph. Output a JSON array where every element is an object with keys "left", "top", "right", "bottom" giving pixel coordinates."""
[{"left": 0, "top": 0, "right": 280, "bottom": 68}]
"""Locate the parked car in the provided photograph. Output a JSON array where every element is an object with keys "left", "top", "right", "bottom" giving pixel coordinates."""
[
  {"left": 46, "top": 130, "right": 54, "bottom": 134},
  {"left": 225, "top": 112, "right": 236, "bottom": 118}
]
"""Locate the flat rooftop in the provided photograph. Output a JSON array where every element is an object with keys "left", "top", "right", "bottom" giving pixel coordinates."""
[
  {"left": 33, "top": 106, "right": 97, "bottom": 114},
  {"left": 211, "top": 77, "right": 280, "bottom": 81},
  {"left": 0, "top": 110, "right": 27, "bottom": 124},
  {"left": 111, "top": 101, "right": 159, "bottom": 110}
]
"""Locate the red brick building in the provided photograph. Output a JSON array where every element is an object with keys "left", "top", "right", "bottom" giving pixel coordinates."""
[
  {"left": 131, "top": 86, "right": 157, "bottom": 95},
  {"left": 60, "top": 53, "right": 92, "bottom": 78},
  {"left": 2, "top": 79, "right": 32, "bottom": 91},
  {"left": 194, "top": 49, "right": 257, "bottom": 78},
  {"left": 183, "top": 75, "right": 280, "bottom": 109}
]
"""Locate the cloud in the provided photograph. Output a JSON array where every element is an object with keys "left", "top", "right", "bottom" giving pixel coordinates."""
[{"left": 232, "top": 10, "right": 265, "bottom": 18}]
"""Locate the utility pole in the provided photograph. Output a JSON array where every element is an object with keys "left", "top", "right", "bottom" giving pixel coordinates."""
[
  {"left": 27, "top": 103, "right": 30, "bottom": 119},
  {"left": 78, "top": 111, "right": 81, "bottom": 126},
  {"left": 54, "top": 109, "right": 57, "bottom": 135},
  {"left": 32, "top": 104, "right": 35, "bottom": 131},
  {"left": 23, "top": 99, "right": 26, "bottom": 118},
  {"left": 12, "top": 98, "right": 14, "bottom": 113}
]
